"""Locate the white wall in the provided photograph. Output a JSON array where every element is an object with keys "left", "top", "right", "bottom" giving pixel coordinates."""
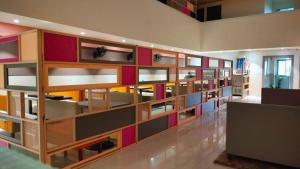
[
  {"left": 202, "top": 10, "right": 300, "bottom": 51},
  {"left": 222, "top": 0, "right": 265, "bottom": 18},
  {"left": 205, "top": 49, "right": 300, "bottom": 97},
  {"left": 0, "top": 0, "right": 202, "bottom": 51}
]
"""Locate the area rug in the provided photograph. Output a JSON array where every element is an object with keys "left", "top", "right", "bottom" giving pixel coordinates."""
[{"left": 214, "top": 151, "right": 298, "bottom": 169}]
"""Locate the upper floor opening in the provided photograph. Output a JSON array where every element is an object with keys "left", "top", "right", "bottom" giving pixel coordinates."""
[{"left": 158, "top": 0, "right": 300, "bottom": 22}]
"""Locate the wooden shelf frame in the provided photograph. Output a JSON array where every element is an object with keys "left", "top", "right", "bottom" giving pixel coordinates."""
[{"left": 0, "top": 28, "right": 233, "bottom": 169}]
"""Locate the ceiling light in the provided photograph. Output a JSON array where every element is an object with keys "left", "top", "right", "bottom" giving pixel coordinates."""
[
  {"left": 171, "top": 48, "right": 174, "bottom": 51},
  {"left": 150, "top": 157, "right": 154, "bottom": 161},
  {"left": 281, "top": 48, "right": 285, "bottom": 50},
  {"left": 150, "top": 44, "right": 154, "bottom": 48},
  {"left": 13, "top": 19, "right": 20, "bottom": 23},
  {"left": 80, "top": 32, "right": 85, "bottom": 35},
  {"left": 122, "top": 39, "right": 126, "bottom": 43}
]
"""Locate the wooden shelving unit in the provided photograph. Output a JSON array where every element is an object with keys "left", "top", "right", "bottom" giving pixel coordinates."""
[
  {"left": 233, "top": 58, "right": 250, "bottom": 98},
  {"left": 232, "top": 75, "right": 250, "bottom": 97},
  {"left": 0, "top": 27, "right": 233, "bottom": 168}
]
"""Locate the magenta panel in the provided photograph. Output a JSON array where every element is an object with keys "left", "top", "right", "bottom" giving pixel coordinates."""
[
  {"left": 0, "top": 140, "right": 8, "bottom": 148},
  {"left": 44, "top": 32, "right": 77, "bottom": 62},
  {"left": 181, "top": 7, "right": 191, "bottom": 16},
  {"left": 122, "top": 66, "right": 136, "bottom": 85},
  {"left": 155, "top": 84, "right": 165, "bottom": 100},
  {"left": 219, "top": 59, "right": 224, "bottom": 68},
  {"left": 168, "top": 112, "right": 177, "bottom": 128},
  {"left": 202, "top": 57, "right": 209, "bottom": 68},
  {"left": 196, "top": 68, "right": 202, "bottom": 80},
  {"left": 0, "top": 36, "right": 19, "bottom": 63},
  {"left": 122, "top": 125, "right": 136, "bottom": 148},
  {"left": 208, "top": 80, "right": 216, "bottom": 90},
  {"left": 196, "top": 105, "right": 202, "bottom": 117},
  {"left": 138, "top": 47, "right": 152, "bottom": 66},
  {"left": 224, "top": 78, "right": 228, "bottom": 87}
]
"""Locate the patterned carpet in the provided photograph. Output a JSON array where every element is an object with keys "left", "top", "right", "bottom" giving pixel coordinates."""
[{"left": 214, "top": 151, "right": 298, "bottom": 169}]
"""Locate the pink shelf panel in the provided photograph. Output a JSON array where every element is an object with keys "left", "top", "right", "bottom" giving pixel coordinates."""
[
  {"left": 196, "top": 104, "right": 202, "bottom": 117},
  {"left": 0, "top": 140, "right": 8, "bottom": 148},
  {"left": 168, "top": 112, "right": 177, "bottom": 128},
  {"left": 196, "top": 68, "right": 202, "bottom": 80},
  {"left": 44, "top": 32, "right": 77, "bottom": 62},
  {"left": 202, "top": 57, "right": 209, "bottom": 68},
  {"left": 155, "top": 84, "right": 165, "bottom": 100},
  {"left": 137, "top": 47, "right": 152, "bottom": 66},
  {"left": 122, "top": 125, "right": 136, "bottom": 148},
  {"left": 219, "top": 59, "right": 224, "bottom": 68},
  {"left": 122, "top": 66, "right": 136, "bottom": 85}
]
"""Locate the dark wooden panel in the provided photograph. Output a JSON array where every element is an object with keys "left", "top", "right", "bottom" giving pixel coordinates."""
[
  {"left": 227, "top": 102, "right": 300, "bottom": 168},
  {"left": 138, "top": 116, "right": 168, "bottom": 140},
  {"left": 207, "top": 5, "right": 222, "bottom": 21},
  {"left": 185, "top": 92, "right": 201, "bottom": 108},
  {"left": 76, "top": 106, "right": 136, "bottom": 141},
  {"left": 261, "top": 88, "right": 300, "bottom": 107}
]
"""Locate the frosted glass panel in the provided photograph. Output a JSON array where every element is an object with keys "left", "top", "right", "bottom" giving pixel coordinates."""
[
  {"left": 138, "top": 68, "right": 168, "bottom": 83},
  {"left": 224, "top": 61, "right": 232, "bottom": 68},
  {"left": 187, "top": 56, "right": 201, "bottom": 67},
  {"left": 209, "top": 59, "right": 219, "bottom": 67},
  {"left": 5, "top": 64, "right": 37, "bottom": 90},
  {"left": 48, "top": 68, "right": 118, "bottom": 86},
  {"left": 179, "top": 69, "right": 196, "bottom": 80}
]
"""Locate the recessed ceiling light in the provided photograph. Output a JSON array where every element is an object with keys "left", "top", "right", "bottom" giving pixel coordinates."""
[
  {"left": 80, "top": 32, "right": 85, "bottom": 35},
  {"left": 13, "top": 19, "right": 20, "bottom": 23},
  {"left": 122, "top": 39, "right": 126, "bottom": 43},
  {"left": 150, "top": 157, "right": 154, "bottom": 161},
  {"left": 281, "top": 48, "right": 285, "bottom": 50},
  {"left": 150, "top": 44, "right": 154, "bottom": 48},
  {"left": 171, "top": 48, "right": 174, "bottom": 51}
]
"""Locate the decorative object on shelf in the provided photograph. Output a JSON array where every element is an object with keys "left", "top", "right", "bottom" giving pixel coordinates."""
[
  {"left": 93, "top": 47, "right": 107, "bottom": 58},
  {"left": 153, "top": 54, "right": 162, "bottom": 62}
]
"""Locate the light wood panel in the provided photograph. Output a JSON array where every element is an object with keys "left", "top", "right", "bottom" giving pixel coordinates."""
[
  {"left": 0, "top": 64, "right": 4, "bottom": 89},
  {"left": 20, "top": 30, "right": 38, "bottom": 62}
]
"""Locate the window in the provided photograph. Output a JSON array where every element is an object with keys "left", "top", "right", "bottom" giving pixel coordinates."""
[
  {"left": 265, "top": 0, "right": 295, "bottom": 14},
  {"left": 277, "top": 59, "right": 291, "bottom": 76}
]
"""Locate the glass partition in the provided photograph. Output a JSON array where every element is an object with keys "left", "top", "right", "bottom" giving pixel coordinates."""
[
  {"left": 178, "top": 69, "right": 196, "bottom": 81},
  {"left": 47, "top": 67, "right": 119, "bottom": 87},
  {"left": 138, "top": 67, "right": 169, "bottom": 84},
  {"left": 187, "top": 55, "right": 202, "bottom": 67},
  {"left": 209, "top": 59, "right": 219, "bottom": 68},
  {"left": 4, "top": 63, "right": 37, "bottom": 90},
  {"left": 203, "top": 69, "right": 216, "bottom": 80}
]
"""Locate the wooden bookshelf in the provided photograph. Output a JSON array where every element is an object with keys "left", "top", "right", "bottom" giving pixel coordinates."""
[{"left": 0, "top": 27, "right": 233, "bottom": 169}]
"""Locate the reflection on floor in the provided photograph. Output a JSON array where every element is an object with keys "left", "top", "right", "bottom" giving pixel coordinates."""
[{"left": 81, "top": 110, "right": 232, "bottom": 169}]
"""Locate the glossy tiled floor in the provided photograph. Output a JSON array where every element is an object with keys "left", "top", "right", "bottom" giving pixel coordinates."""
[{"left": 81, "top": 110, "right": 232, "bottom": 169}]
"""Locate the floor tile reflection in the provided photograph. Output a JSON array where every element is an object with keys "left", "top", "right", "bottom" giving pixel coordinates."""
[{"left": 81, "top": 111, "right": 231, "bottom": 169}]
